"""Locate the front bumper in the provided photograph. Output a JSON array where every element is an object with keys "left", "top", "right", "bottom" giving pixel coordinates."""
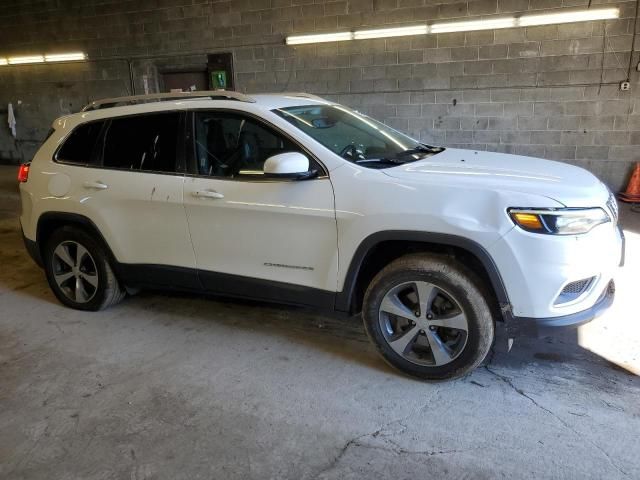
[
  {"left": 489, "top": 221, "right": 623, "bottom": 319},
  {"left": 506, "top": 280, "right": 615, "bottom": 336}
]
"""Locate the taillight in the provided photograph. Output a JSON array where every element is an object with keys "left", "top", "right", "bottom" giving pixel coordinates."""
[{"left": 18, "top": 163, "right": 30, "bottom": 183}]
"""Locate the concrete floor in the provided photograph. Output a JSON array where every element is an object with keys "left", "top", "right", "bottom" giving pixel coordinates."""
[{"left": 0, "top": 165, "right": 639, "bottom": 480}]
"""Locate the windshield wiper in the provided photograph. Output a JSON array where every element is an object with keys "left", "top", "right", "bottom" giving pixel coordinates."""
[
  {"left": 355, "top": 157, "right": 409, "bottom": 165},
  {"left": 359, "top": 148, "right": 433, "bottom": 164},
  {"left": 355, "top": 144, "right": 444, "bottom": 165},
  {"left": 398, "top": 144, "right": 444, "bottom": 156}
]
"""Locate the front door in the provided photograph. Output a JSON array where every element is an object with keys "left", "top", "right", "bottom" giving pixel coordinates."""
[{"left": 182, "top": 110, "right": 338, "bottom": 306}]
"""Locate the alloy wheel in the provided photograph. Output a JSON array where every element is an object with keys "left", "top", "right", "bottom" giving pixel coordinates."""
[
  {"left": 378, "top": 281, "right": 469, "bottom": 367},
  {"left": 51, "top": 240, "right": 99, "bottom": 303}
]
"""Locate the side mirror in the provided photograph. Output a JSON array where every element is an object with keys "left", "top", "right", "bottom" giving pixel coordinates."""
[{"left": 263, "top": 152, "right": 316, "bottom": 179}]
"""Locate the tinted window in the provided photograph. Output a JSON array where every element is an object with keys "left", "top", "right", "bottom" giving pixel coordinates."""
[
  {"left": 56, "top": 121, "right": 104, "bottom": 165},
  {"left": 101, "top": 113, "right": 179, "bottom": 173},
  {"left": 194, "top": 112, "right": 301, "bottom": 177}
]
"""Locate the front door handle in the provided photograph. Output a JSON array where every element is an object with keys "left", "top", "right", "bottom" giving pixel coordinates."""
[
  {"left": 192, "top": 190, "right": 224, "bottom": 199},
  {"left": 83, "top": 181, "right": 109, "bottom": 190}
]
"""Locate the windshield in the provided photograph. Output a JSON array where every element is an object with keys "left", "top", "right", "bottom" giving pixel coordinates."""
[{"left": 272, "top": 104, "right": 444, "bottom": 168}]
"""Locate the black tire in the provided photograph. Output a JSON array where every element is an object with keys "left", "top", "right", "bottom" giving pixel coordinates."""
[
  {"left": 362, "top": 253, "right": 494, "bottom": 380},
  {"left": 43, "top": 226, "right": 125, "bottom": 311}
]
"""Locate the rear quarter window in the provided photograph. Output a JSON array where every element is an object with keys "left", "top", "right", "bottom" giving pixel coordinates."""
[
  {"left": 55, "top": 121, "right": 104, "bottom": 165},
  {"left": 100, "top": 112, "right": 180, "bottom": 173}
]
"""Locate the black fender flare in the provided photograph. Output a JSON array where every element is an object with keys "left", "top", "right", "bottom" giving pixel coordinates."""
[
  {"left": 35, "top": 211, "right": 120, "bottom": 271},
  {"left": 334, "top": 230, "right": 511, "bottom": 317}
]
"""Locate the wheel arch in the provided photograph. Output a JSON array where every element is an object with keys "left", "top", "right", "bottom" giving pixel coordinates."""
[
  {"left": 36, "top": 212, "right": 120, "bottom": 274},
  {"left": 335, "top": 231, "right": 511, "bottom": 320}
]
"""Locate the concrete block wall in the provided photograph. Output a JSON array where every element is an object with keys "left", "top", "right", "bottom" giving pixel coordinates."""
[
  {"left": 0, "top": 60, "right": 131, "bottom": 163},
  {"left": 1, "top": 0, "right": 639, "bottom": 190}
]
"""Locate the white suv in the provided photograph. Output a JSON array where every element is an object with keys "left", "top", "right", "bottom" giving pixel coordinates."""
[{"left": 18, "top": 91, "right": 624, "bottom": 379}]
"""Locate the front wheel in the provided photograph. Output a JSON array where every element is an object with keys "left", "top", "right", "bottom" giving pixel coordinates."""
[{"left": 362, "top": 254, "right": 494, "bottom": 380}]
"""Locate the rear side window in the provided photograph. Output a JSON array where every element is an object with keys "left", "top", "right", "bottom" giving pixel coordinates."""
[
  {"left": 101, "top": 113, "right": 180, "bottom": 173},
  {"left": 56, "top": 121, "right": 104, "bottom": 165}
]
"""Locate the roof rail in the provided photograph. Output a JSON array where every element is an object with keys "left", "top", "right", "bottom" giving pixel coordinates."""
[
  {"left": 280, "top": 92, "right": 328, "bottom": 102},
  {"left": 81, "top": 90, "right": 255, "bottom": 111}
]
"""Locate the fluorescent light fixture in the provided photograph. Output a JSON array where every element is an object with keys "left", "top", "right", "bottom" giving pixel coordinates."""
[
  {"left": 428, "top": 8, "right": 618, "bottom": 33},
  {"left": 354, "top": 25, "right": 428, "bottom": 40},
  {"left": 44, "top": 52, "right": 87, "bottom": 62},
  {"left": 519, "top": 7, "right": 619, "bottom": 27},
  {"left": 430, "top": 17, "right": 515, "bottom": 33},
  {"left": 284, "top": 7, "right": 620, "bottom": 45},
  {"left": 1, "top": 52, "right": 88, "bottom": 65},
  {"left": 286, "top": 32, "right": 353, "bottom": 45},
  {"left": 8, "top": 55, "right": 44, "bottom": 64}
]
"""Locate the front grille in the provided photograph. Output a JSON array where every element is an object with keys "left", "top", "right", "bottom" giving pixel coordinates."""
[
  {"left": 607, "top": 193, "right": 619, "bottom": 223},
  {"left": 555, "top": 277, "right": 595, "bottom": 305}
]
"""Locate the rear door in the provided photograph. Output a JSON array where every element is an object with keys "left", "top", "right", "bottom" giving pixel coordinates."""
[{"left": 56, "top": 112, "right": 197, "bottom": 287}]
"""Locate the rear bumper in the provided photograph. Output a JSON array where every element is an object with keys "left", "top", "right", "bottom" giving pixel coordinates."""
[
  {"left": 506, "top": 280, "right": 615, "bottom": 337},
  {"left": 22, "top": 228, "right": 43, "bottom": 268}
]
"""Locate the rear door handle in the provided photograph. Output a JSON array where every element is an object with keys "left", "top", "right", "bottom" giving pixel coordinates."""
[
  {"left": 192, "top": 190, "right": 224, "bottom": 199},
  {"left": 83, "top": 181, "right": 109, "bottom": 190}
]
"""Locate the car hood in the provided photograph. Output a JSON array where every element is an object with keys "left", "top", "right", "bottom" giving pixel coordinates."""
[{"left": 382, "top": 148, "right": 609, "bottom": 207}]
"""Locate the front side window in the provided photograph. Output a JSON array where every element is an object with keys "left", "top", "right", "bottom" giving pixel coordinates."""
[
  {"left": 273, "top": 104, "right": 444, "bottom": 168},
  {"left": 193, "top": 111, "right": 301, "bottom": 177},
  {"left": 100, "top": 112, "right": 180, "bottom": 173},
  {"left": 56, "top": 121, "right": 105, "bottom": 165}
]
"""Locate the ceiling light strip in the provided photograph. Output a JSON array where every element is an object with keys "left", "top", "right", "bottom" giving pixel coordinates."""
[
  {"left": 519, "top": 8, "right": 619, "bottom": 27},
  {"left": 284, "top": 7, "right": 619, "bottom": 44},
  {"left": 8, "top": 55, "right": 45, "bottom": 65},
  {"left": 286, "top": 32, "right": 353, "bottom": 45},
  {"left": 354, "top": 25, "right": 428, "bottom": 40},
  {"left": 0, "top": 52, "right": 88, "bottom": 66},
  {"left": 44, "top": 52, "right": 87, "bottom": 62},
  {"left": 430, "top": 17, "right": 516, "bottom": 33}
]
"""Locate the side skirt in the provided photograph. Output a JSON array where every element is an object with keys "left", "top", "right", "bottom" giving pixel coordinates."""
[
  {"left": 199, "top": 271, "right": 335, "bottom": 309},
  {"left": 117, "top": 263, "right": 336, "bottom": 310},
  {"left": 116, "top": 263, "right": 202, "bottom": 291}
]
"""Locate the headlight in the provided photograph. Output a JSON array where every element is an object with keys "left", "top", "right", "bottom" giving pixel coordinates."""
[{"left": 508, "top": 208, "right": 610, "bottom": 235}]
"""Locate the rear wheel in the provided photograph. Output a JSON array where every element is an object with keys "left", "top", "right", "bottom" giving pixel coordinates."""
[
  {"left": 362, "top": 253, "right": 494, "bottom": 380},
  {"left": 43, "top": 227, "right": 125, "bottom": 311}
]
